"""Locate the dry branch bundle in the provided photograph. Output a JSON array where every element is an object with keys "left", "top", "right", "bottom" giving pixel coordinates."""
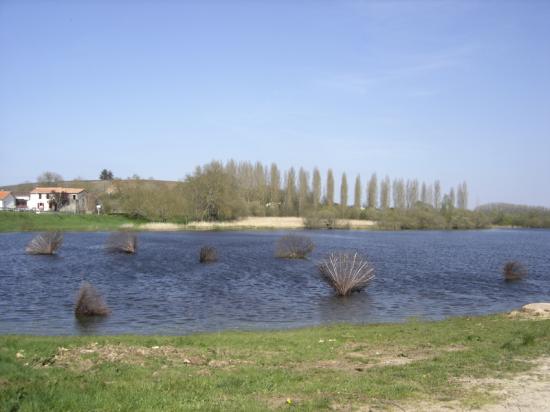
[
  {"left": 25, "top": 232, "right": 63, "bottom": 255},
  {"left": 319, "top": 252, "right": 375, "bottom": 296},
  {"left": 74, "top": 281, "right": 110, "bottom": 317},
  {"left": 106, "top": 232, "right": 137, "bottom": 254},
  {"left": 503, "top": 261, "right": 527, "bottom": 281},
  {"left": 275, "top": 234, "right": 315, "bottom": 259},
  {"left": 199, "top": 246, "right": 218, "bottom": 263}
]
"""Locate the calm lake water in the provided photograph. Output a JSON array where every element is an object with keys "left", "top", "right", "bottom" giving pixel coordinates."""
[{"left": 0, "top": 230, "right": 549, "bottom": 335}]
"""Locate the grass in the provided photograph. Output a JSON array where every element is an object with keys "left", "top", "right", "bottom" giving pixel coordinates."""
[
  {"left": 1, "top": 315, "right": 549, "bottom": 411},
  {"left": 0, "top": 212, "right": 142, "bottom": 232}
]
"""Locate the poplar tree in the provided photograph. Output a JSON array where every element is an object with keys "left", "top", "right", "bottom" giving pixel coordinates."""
[
  {"left": 340, "top": 173, "right": 348, "bottom": 216},
  {"left": 312, "top": 168, "right": 321, "bottom": 210},
  {"left": 392, "top": 179, "right": 406, "bottom": 209},
  {"left": 420, "top": 182, "right": 428, "bottom": 204},
  {"left": 380, "top": 176, "right": 390, "bottom": 209},
  {"left": 269, "top": 163, "right": 281, "bottom": 205},
  {"left": 457, "top": 181, "right": 468, "bottom": 209},
  {"left": 434, "top": 180, "right": 442, "bottom": 209},
  {"left": 326, "top": 169, "right": 334, "bottom": 207},
  {"left": 449, "top": 187, "right": 456, "bottom": 208},
  {"left": 284, "top": 167, "right": 296, "bottom": 215},
  {"left": 367, "top": 173, "right": 378, "bottom": 209},
  {"left": 354, "top": 175, "right": 362, "bottom": 210},
  {"left": 298, "top": 168, "right": 309, "bottom": 216}
]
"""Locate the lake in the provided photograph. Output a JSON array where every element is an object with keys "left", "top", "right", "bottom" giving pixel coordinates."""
[{"left": 0, "top": 230, "right": 549, "bottom": 335}]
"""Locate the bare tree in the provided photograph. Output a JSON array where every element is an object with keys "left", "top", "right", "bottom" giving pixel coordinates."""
[
  {"left": 449, "top": 187, "right": 456, "bottom": 208},
  {"left": 420, "top": 182, "right": 428, "bottom": 204},
  {"left": 457, "top": 181, "right": 468, "bottom": 209},
  {"left": 406, "top": 179, "right": 419, "bottom": 208},
  {"left": 326, "top": 169, "right": 334, "bottom": 207},
  {"left": 37, "top": 171, "right": 63, "bottom": 184}
]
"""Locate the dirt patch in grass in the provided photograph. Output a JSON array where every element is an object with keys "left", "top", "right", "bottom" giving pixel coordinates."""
[
  {"left": 402, "top": 357, "right": 550, "bottom": 412},
  {"left": 32, "top": 343, "right": 259, "bottom": 372},
  {"left": 295, "top": 344, "right": 466, "bottom": 373},
  {"left": 36, "top": 343, "right": 206, "bottom": 371}
]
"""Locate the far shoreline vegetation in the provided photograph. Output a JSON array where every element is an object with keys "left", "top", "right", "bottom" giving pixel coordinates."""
[{"left": 1, "top": 161, "right": 550, "bottom": 232}]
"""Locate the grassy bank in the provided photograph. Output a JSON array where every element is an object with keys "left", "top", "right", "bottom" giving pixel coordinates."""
[
  {"left": 0, "top": 212, "right": 141, "bottom": 232},
  {"left": 1, "top": 315, "right": 549, "bottom": 410}
]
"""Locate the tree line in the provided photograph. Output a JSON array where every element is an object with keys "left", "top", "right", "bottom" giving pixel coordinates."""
[{"left": 104, "top": 160, "right": 470, "bottom": 222}]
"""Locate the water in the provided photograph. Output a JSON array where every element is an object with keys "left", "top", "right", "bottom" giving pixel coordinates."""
[{"left": 0, "top": 230, "right": 549, "bottom": 335}]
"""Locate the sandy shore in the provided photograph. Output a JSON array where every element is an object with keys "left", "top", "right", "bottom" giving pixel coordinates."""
[{"left": 133, "top": 216, "right": 376, "bottom": 231}]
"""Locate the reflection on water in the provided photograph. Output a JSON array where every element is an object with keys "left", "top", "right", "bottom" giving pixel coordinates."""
[{"left": 0, "top": 229, "right": 549, "bottom": 335}]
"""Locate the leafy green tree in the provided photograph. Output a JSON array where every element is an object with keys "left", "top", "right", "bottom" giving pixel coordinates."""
[{"left": 99, "top": 169, "right": 114, "bottom": 180}]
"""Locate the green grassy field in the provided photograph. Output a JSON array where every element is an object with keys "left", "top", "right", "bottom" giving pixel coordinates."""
[
  {"left": 1, "top": 315, "right": 549, "bottom": 411},
  {"left": 0, "top": 212, "right": 142, "bottom": 232}
]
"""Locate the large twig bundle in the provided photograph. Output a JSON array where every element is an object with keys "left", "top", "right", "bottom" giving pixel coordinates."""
[
  {"left": 503, "top": 261, "right": 527, "bottom": 281},
  {"left": 319, "top": 252, "right": 375, "bottom": 296},
  {"left": 75, "top": 281, "right": 110, "bottom": 317},
  {"left": 26, "top": 232, "right": 63, "bottom": 255},
  {"left": 199, "top": 246, "right": 218, "bottom": 263},
  {"left": 106, "top": 232, "right": 137, "bottom": 254},
  {"left": 275, "top": 234, "right": 315, "bottom": 259}
]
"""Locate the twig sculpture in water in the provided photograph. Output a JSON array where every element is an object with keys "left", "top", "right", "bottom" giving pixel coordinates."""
[
  {"left": 106, "top": 232, "right": 137, "bottom": 254},
  {"left": 275, "top": 234, "right": 315, "bottom": 259},
  {"left": 199, "top": 246, "right": 218, "bottom": 263},
  {"left": 26, "top": 232, "right": 63, "bottom": 255},
  {"left": 503, "top": 261, "right": 527, "bottom": 281},
  {"left": 75, "top": 281, "right": 110, "bottom": 317},
  {"left": 319, "top": 252, "right": 375, "bottom": 296}
]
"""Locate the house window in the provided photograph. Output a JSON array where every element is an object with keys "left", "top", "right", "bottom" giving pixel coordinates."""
[
  {"left": 72, "top": 195, "right": 76, "bottom": 200},
  {"left": 46, "top": 194, "right": 50, "bottom": 199},
  {"left": 39, "top": 194, "right": 42, "bottom": 199}
]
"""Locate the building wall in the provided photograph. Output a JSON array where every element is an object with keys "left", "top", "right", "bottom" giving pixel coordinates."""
[
  {"left": 28, "top": 192, "right": 87, "bottom": 212},
  {"left": 0, "top": 194, "right": 16, "bottom": 209}
]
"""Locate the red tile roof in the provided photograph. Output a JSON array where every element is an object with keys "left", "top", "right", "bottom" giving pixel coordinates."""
[
  {"left": 0, "top": 191, "right": 12, "bottom": 200},
  {"left": 31, "top": 187, "right": 86, "bottom": 194}
]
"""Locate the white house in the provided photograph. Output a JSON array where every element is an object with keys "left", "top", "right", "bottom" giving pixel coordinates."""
[
  {"left": 0, "top": 191, "right": 16, "bottom": 210},
  {"left": 28, "top": 187, "right": 87, "bottom": 213}
]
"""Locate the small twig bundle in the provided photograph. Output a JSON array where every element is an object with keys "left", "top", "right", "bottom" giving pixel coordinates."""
[
  {"left": 26, "top": 232, "right": 63, "bottom": 255},
  {"left": 319, "top": 252, "right": 375, "bottom": 296},
  {"left": 275, "top": 234, "right": 315, "bottom": 259},
  {"left": 503, "top": 261, "right": 527, "bottom": 281},
  {"left": 199, "top": 246, "right": 218, "bottom": 263},
  {"left": 75, "top": 281, "right": 110, "bottom": 317},
  {"left": 106, "top": 232, "right": 137, "bottom": 254}
]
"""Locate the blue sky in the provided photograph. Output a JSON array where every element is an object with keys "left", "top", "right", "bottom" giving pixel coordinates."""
[{"left": 1, "top": 1, "right": 549, "bottom": 207}]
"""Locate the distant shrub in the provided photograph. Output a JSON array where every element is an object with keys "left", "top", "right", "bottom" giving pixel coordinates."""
[
  {"left": 304, "top": 210, "right": 338, "bottom": 229},
  {"left": 503, "top": 261, "right": 527, "bottom": 281},
  {"left": 319, "top": 252, "right": 375, "bottom": 296},
  {"left": 75, "top": 281, "right": 110, "bottom": 317},
  {"left": 106, "top": 232, "right": 137, "bottom": 254},
  {"left": 275, "top": 234, "right": 315, "bottom": 259},
  {"left": 26, "top": 232, "right": 63, "bottom": 255},
  {"left": 199, "top": 246, "right": 218, "bottom": 263}
]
